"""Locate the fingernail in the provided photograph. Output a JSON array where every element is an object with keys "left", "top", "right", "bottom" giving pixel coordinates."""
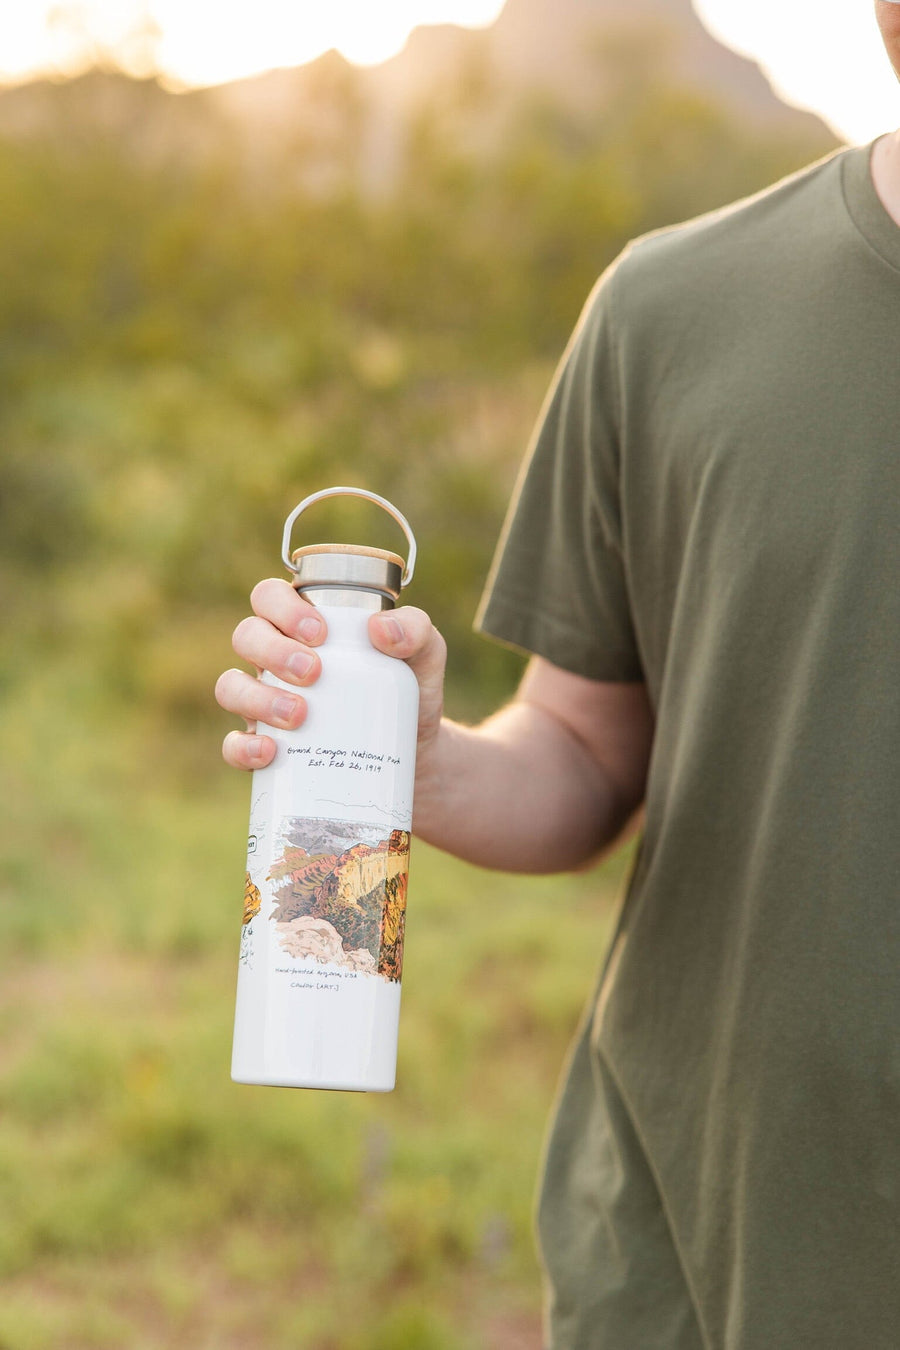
[
  {"left": 272, "top": 695, "right": 298, "bottom": 725},
  {"left": 247, "top": 736, "right": 266, "bottom": 762},
  {"left": 288, "top": 650, "right": 315, "bottom": 679},
  {"left": 376, "top": 617, "right": 404, "bottom": 645},
  {"left": 298, "top": 617, "right": 322, "bottom": 642}
]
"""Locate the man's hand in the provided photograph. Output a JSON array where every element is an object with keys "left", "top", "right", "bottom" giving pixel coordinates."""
[
  {"left": 215, "top": 580, "right": 653, "bottom": 874},
  {"left": 215, "top": 578, "right": 447, "bottom": 770}
]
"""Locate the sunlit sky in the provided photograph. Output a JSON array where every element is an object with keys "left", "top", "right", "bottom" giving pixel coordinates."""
[{"left": 0, "top": 1, "right": 896, "bottom": 145}]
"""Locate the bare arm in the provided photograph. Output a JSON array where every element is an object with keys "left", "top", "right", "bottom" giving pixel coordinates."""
[
  {"left": 412, "top": 662, "right": 652, "bottom": 872},
  {"left": 216, "top": 581, "right": 654, "bottom": 874}
]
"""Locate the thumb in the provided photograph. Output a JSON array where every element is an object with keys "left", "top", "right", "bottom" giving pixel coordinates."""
[{"left": 369, "top": 607, "right": 447, "bottom": 744}]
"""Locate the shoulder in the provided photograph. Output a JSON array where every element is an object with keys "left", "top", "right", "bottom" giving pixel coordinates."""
[
  {"left": 571, "top": 144, "right": 862, "bottom": 373},
  {"left": 597, "top": 146, "right": 854, "bottom": 328}
]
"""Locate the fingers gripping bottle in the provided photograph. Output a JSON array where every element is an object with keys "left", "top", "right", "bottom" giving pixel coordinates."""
[{"left": 231, "top": 487, "right": 419, "bottom": 1091}]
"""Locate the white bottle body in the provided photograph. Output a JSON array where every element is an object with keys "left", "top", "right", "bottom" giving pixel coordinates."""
[{"left": 231, "top": 605, "right": 419, "bottom": 1091}]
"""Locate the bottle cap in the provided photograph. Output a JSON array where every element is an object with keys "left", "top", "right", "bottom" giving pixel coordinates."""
[{"left": 290, "top": 543, "right": 405, "bottom": 601}]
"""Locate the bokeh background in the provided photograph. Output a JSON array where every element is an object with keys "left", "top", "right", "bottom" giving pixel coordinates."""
[{"left": 0, "top": 0, "right": 883, "bottom": 1345}]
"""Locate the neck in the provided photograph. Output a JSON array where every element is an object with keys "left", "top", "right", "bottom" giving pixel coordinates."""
[{"left": 870, "top": 131, "right": 900, "bottom": 226}]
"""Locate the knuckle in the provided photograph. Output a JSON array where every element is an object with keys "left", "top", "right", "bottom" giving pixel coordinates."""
[
  {"left": 232, "top": 615, "right": 256, "bottom": 653},
  {"left": 398, "top": 606, "right": 432, "bottom": 644},
  {"left": 249, "top": 577, "right": 286, "bottom": 614},
  {"left": 402, "top": 608, "right": 444, "bottom": 656},
  {"left": 222, "top": 731, "right": 245, "bottom": 767},
  {"left": 214, "top": 668, "right": 239, "bottom": 707},
  {"left": 430, "top": 625, "right": 448, "bottom": 663}
]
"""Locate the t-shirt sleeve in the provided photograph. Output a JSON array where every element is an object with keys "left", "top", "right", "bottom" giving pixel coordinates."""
[{"left": 475, "top": 261, "right": 644, "bottom": 681}]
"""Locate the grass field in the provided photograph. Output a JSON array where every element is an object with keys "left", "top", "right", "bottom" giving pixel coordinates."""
[{"left": 0, "top": 678, "right": 629, "bottom": 1349}]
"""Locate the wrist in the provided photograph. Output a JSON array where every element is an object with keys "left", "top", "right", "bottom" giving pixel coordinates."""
[{"left": 411, "top": 717, "right": 466, "bottom": 845}]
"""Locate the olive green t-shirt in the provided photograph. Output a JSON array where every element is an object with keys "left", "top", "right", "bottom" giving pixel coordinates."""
[{"left": 476, "top": 143, "right": 900, "bottom": 1350}]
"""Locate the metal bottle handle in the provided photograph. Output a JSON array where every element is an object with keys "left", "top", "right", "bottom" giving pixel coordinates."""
[{"left": 281, "top": 487, "right": 417, "bottom": 588}]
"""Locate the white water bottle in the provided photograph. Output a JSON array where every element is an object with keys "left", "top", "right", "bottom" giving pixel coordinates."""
[{"left": 231, "top": 487, "right": 420, "bottom": 1091}]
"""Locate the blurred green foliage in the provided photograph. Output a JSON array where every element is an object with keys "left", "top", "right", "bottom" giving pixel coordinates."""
[
  {"left": 0, "top": 48, "right": 835, "bottom": 1349},
  {"left": 0, "top": 59, "right": 834, "bottom": 734}
]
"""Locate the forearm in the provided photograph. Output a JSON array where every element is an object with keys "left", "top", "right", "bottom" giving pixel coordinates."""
[
  {"left": 219, "top": 590, "right": 650, "bottom": 873},
  {"left": 412, "top": 702, "right": 634, "bottom": 873}
]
